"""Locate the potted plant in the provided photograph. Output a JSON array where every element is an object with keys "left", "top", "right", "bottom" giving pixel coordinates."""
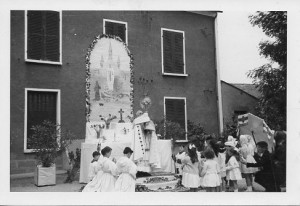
[
  {"left": 187, "top": 120, "right": 206, "bottom": 151},
  {"left": 29, "top": 120, "right": 75, "bottom": 186},
  {"left": 155, "top": 117, "right": 186, "bottom": 144}
]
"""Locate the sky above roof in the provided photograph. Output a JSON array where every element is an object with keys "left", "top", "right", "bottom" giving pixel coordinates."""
[{"left": 218, "top": 11, "right": 274, "bottom": 84}]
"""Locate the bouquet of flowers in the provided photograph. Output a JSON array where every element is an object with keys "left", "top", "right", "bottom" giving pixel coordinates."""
[{"left": 99, "top": 114, "right": 117, "bottom": 129}]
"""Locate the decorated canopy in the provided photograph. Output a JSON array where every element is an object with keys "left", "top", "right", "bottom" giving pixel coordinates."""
[{"left": 237, "top": 113, "right": 275, "bottom": 152}]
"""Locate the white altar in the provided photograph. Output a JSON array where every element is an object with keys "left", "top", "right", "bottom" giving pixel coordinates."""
[{"left": 79, "top": 122, "right": 175, "bottom": 183}]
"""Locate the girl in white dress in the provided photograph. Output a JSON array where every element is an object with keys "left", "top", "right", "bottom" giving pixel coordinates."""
[
  {"left": 200, "top": 148, "right": 220, "bottom": 192},
  {"left": 239, "top": 135, "right": 258, "bottom": 192},
  {"left": 82, "top": 146, "right": 117, "bottom": 192},
  {"left": 115, "top": 147, "right": 137, "bottom": 192},
  {"left": 181, "top": 144, "right": 201, "bottom": 192},
  {"left": 225, "top": 147, "right": 242, "bottom": 192},
  {"left": 96, "top": 146, "right": 118, "bottom": 192},
  {"left": 88, "top": 151, "right": 101, "bottom": 182},
  {"left": 206, "top": 138, "right": 223, "bottom": 192}
]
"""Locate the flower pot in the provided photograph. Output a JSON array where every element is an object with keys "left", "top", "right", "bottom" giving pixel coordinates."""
[{"left": 34, "top": 164, "right": 56, "bottom": 186}]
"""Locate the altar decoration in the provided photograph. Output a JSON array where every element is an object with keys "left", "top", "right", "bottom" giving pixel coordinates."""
[
  {"left": 99, "top": 114, "right": 117, "bottom": 129},
  {"left": 135, "top": 174, "right": 189, "bottom": 192},
  {"left": 140, "top": 96, "right": 152, "bottom": 112}
]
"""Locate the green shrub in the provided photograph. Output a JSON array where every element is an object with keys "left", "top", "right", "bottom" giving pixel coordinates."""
[{"left": 29, "top": 120, "right": 76, "bottom": 167}]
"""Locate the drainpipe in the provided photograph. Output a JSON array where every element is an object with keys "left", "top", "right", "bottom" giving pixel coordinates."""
[{"left": 214, "top": 13, "right": 224, "bottom": 135}]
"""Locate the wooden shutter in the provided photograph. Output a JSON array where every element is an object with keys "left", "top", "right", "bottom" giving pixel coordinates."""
[
  {"left": 163, "top": 30, "right": 184, "bottom": 74},
  {"left": 165, "top": 98, "right": 186, "bottom": 131},
  {"left": 27, "top": 11, "right": 60, "bottom": 62},
  {"left": 105, "top": 21, "right": 126, "bottom": 43},
  {"left": 45, "top": 11, "right": 60, "bottom": 62},
  {"left": 27, "top": 11, "right": 43, "bottom": 60},
  {"left": 27, "top": 91, "right": 57, "bottom": 149}
]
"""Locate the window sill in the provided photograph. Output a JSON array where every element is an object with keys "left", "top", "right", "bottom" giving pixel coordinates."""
[
  {"left": 24, "top": 149, "right": 35, "bottom": 153},
  {"left": 174, "top": 140, "right": 188, "bottom": 143},
  {"left": 25, "top": 59, "right": 62, "bottom": 66},
  {"left": 163, "top": 73, "right": 188, "bottom": 77}
]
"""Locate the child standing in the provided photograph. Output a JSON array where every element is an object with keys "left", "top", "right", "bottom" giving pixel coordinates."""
[
  {"left": 181, "top": 144, "right": 201, "bottom": 192},
  {"left": 225, "top": 147, "right": 242, "bottom": 192},
  {"left": 88, "top": 151, "right": 101, "bottom": 181},
  {"left": 218, "top": 144, "right": 227, "bottom": 192},
  {"left": 239, "top": 135, "right": 258, "bottom": 192},
  {"left": 172, "top": 144, "right": 186, "bottom": 176},
  {"left": 200, "top": 148, "right": 221, "bottom": 192}
]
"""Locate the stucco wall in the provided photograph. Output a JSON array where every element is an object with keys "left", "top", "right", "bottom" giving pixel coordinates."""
[
  {"left": 10, "top": 11, "right": 219, "bottom": 174},
  {"left": 221, "top": 81, "right": 258, "bottom": 125}
]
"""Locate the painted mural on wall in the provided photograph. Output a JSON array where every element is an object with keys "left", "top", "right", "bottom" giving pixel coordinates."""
[{"left": 86, "top": 35, "right": 133, "bottom": 124}]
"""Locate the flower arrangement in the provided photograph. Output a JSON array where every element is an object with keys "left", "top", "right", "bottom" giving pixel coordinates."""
[{"left": 99, "top": 114, "right": 117, "bottom": 129}]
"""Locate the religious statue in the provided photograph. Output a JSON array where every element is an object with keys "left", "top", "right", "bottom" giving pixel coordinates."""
[{"left": 94, "top": 80, "right": 101, "bottom": 101}]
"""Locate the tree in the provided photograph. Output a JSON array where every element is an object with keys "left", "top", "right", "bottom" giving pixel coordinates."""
[{"left": 247, "top": 11, "right": 287, "bottom": 131}]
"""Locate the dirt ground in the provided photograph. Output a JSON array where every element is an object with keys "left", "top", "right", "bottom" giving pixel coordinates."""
[{"left": 10, "top": 173, "right": 269, "bottom": 192}]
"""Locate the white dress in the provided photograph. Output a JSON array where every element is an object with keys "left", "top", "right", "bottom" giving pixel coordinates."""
[
  {"left": 82, "top": 157, "right": 104, "bottom": 192},
  {"left": 88, "top": 161, "right": 99, "bottom": 182},
  {"left": 201, "top": 159, "right": 221, "bottom": 187},
  {"left": 218, "top": 153, "right": 226, "bottom": 178},
  {"left": 82, "top": 157, "right": 117, "bottom": 192},
  {"left": 115, "top": 157, "right": 137, "bottom": 192},
  {"left": 181, "top": 156, "right": 201, "bottom": 188},
  {"left": 226, "top": 156, "right": 242, "bottom": 180},
  {"left": 240, "top": 144, "right": 258, "bottom": 174}
]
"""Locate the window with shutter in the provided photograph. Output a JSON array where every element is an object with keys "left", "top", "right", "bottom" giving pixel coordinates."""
[
  {"left": 164, "top": 97, "right": 187, "bottom": 140},
  {"left": 24, "top": 89, "right": 60, "bottom": 152},
  {"left": 162, "top": 29, "right": 186, "bottom": 76},
  {"left": 104, "top": 19, "right": 127, "bottom": 44},
  {"left": 26, "top": 10, "right": 61, "bottom": 64}
]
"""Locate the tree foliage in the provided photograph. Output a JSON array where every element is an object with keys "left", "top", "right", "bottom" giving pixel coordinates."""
[{"left": 247, "top": 11, "right": 287, "bottom": 130}]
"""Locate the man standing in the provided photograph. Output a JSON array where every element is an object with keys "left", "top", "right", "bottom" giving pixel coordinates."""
[
  {"left": 131, "top": 111, "right": 161, "bottom": 172},
  {"left": 240, "top": 141, "right": 278, "bottom": 192}
]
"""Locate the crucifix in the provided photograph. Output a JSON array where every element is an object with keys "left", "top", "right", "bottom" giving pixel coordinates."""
[{"left": 118, "top": 108, "right": 125, "bottom": 123}]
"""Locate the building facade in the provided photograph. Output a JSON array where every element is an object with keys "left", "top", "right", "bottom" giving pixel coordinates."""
[
  {"left": 221, "top": 80, "right": 259, "bottom": 126},
  {"left": 11, "top": 11, "right": 221, "bottom": 175}
]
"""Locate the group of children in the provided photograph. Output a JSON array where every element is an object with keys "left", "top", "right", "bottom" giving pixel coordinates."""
[
  {"left": 173, "top": 134, "right": 269, "bottom": 192},
  {"left": 83, "top": 145, "right": 137, "bottom": 192}
]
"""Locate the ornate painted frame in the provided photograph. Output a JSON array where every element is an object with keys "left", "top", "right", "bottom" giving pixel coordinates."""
[{"left": 85, "top": 34, "right": 134, "bottom": 122}]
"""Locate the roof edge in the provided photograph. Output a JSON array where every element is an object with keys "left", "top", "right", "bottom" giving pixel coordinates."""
[
  {"left": 221, "top": 80, "right": 260, "bottom": 100},
  {"left": 187, "top": 11, "right": 222, "bottom": 18}
]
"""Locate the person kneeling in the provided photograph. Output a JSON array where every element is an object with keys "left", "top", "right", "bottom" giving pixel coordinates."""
[{"left": 115, "top": 147, "right": 137, "bottom": 192}]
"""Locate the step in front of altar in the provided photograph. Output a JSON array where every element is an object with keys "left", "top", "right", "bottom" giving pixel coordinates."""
[{"left": 135, "top": 173, "right": 189, "bottom": 192}]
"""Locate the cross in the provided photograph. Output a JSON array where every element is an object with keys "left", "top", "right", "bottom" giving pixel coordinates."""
[{"left": 118, "top": 108, "right": 125, "bottom": 123}]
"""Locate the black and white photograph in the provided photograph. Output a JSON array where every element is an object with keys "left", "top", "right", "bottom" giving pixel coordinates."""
[{"left": 1, "top": 0, "right": 300, "bottom": 205}]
